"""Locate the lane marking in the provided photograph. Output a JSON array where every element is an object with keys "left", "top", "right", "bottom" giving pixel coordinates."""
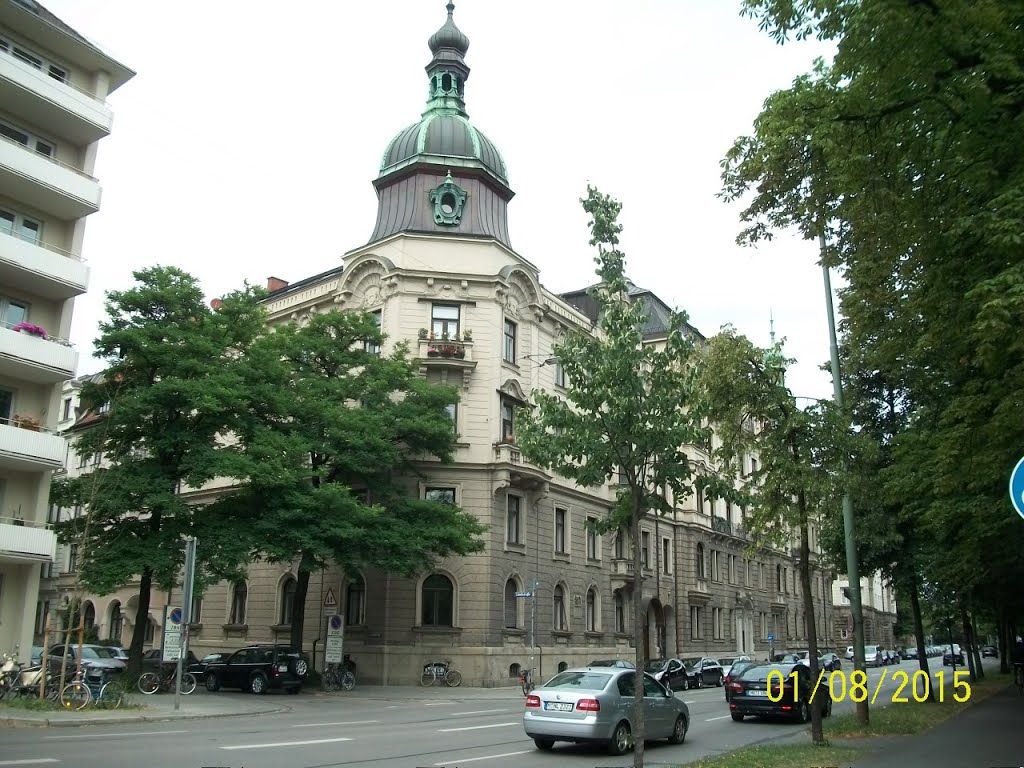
[
  {"left": 683, "top": 700, "right": 696, "bottom": 704},
  {"left": 423, "top": 701, "right": 451, "bottom": 706},
  {"left": 291, "top": 719, "right": 380, "bottom": 728},
  {"left": 433, "top": 751, "right": 531, "bottom": 765},
  {"left": 0, "top": 761, "right": 60, "bottom": 766},
  {"left": 450, "top": 708, "right": 512, "bottom": 716},
  {"left": 43, "top": 730, "right": 188, "bottom": 740},
  {"left": 438, "top": 722, "right": 518, "bottom": 733},
  {"left": 705, "top": 714, "right": 733, "bottom": 721},
  {"left": 222, "top": 737, "right": 352, "bottom": 750}
]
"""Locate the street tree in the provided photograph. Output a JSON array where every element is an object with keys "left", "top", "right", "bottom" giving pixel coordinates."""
[
  {"left": 516, "top": 186, "right": 704, "bottom": 767},
  {"left": 695, "top": 327, "right": 845, "bottom": 744},
  {"left": 50, "top": 266, "right": 267, "bottom": 672},
  {"left": 225, "top": 308, "right": 487, "bottom": 650}
]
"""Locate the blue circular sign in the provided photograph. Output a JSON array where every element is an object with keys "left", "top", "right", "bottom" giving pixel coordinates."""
[
  {"left": 329, "top": 615, "right": 343, "bottom": 631},
  {"left": 169, "top": 607, "right": 183, "bottom": 624},
  {"left": 1009, "top": 457, "right": 1024, "bottom": 521}
]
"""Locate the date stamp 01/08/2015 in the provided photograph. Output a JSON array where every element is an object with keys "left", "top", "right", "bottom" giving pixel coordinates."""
[{"left": 761, "top": 668, "right": 973, "bottom": 705}]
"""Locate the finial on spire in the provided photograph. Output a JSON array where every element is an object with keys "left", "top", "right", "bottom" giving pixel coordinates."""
[
  {"left": 769, "top": 309, "right": 776, "bottom": 344},
  {"left": 445, "top": 169, "right": 454, "bottom": 184},
  {"left": 446, "top": 2, "right": 455, "bottom": 15}
]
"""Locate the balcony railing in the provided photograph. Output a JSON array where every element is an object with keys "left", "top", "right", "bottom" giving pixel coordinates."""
[
  {"left": 0, "top": 131, "right": 98, "bottom": 182},
  {"left": 0, "top": 225, "right": 84, "bottom": 261},
  {"left": 712, "top": 516, "right": 733, "bottom": 535},
  {"left": 0, "top": 517, "right": 57, "bottom": 560},
  {"left": 0, "top": 46, "right": 110, "bottom": 106}
]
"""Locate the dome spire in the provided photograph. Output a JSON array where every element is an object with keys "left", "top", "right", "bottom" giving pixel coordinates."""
[{"left": 424, "top": 2, "right": 471, "bottom": 117}]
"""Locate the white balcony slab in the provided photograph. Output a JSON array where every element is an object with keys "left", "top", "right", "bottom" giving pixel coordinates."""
[
  {"left": 0, "top": 54, "right": 112, "bottom": 144},
  {"left": 0, "top": 231, "right": 89, "bottom": 300},
  {"left": 0, "top": 139, "right": 100, "bottom": 220},
  {"left": 0, "top": 325, "right": 78, "bottom": 383},
  {"left": 0, "top": 521, "right": 56, "bottom": 562},
  {"left": 0, "top": 422, "right": 66, "bottom": 470}
]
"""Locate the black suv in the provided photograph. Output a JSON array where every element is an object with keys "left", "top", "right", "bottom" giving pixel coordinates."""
[{"left": 204, "top": 645, "right": 308, "bottom": 694}]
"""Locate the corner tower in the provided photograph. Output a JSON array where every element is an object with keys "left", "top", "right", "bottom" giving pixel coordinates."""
[{"left": 369, "top": 3, "right": 513, "bottom": 248}]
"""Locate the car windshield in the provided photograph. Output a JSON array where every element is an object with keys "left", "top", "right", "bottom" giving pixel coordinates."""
[
  {"left": 731, "top": 660, "right": 754, "bottom": 674},
  {"left": 544, "top": 671, "right": 612, "bottom": 690},
  {"left": 720, "top": 657, "right": 738, "bottom": 666},
  {"left": 680, "top": 657, "right": 702, "bottom": 667},
  {"left": 81, "top": 647, "right": 116, "bottom": 659},
  {"left": 741, "top": 664, "right": 792, "bottom": 681},
  {"left": 865, "top": 645, "right": 878, "bottom": 653},
  {"left": 643, "top": 660, "right": 668, "bottom": 672}
]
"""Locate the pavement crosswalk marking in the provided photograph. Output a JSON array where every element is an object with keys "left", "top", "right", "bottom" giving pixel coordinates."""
[
  {"left": 432, "top": 750, "right": 530, "bottom": 764},
  {"left": 291, "top": 719, "right": 380, "bottom": 728},
  {"left": 222, "top": 737, "right": 353, "bottom": 750},
  {"left": 705, "top": 714, "right": 734, "bottom": 721}
]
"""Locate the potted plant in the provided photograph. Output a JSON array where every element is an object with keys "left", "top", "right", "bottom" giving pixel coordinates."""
[
  {"left": 11, "top": 322, "right": 47, "bottom": 338},
  {"left": 427, "top": 346, "right": 440, "bottom": 357},
  {"left": 500, "top": 433, "right": 516, "bottom": 445},
  {"left": 13, "top": 414, "right": 42, "bottom": 431},
  {"left": 462, "top": 329, "right": 473, "bottom": 341},
  {"left": 418, "top": 328, "right": 429, "bottom": 340}
]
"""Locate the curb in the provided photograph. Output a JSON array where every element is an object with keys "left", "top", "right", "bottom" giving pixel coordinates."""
[{"left": 1, "top": 705, "right": 290, "bottom": 729}]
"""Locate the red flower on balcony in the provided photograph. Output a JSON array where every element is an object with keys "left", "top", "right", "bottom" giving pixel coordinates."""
[{"left": 11, "top": 322, "right": 47, "bottom": 338}]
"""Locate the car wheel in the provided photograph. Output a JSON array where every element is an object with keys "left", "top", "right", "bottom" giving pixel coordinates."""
[
  {"left": 249, "top": 672, "right": 268, "bottom": 695},
  {"left": 731, "top": 712, "right": 744, "bottom": 722},
  {"left": 534, "top": 738, "right": 555, "bottom": 751},
  {"left": 608, "top": 721, "right": 632, "bottom": 756},
  {"left": 668, "top": 715, "right": 687, "bottom": 744},
  {"left": 696, "top": 675, "right": 704, "bottom": 689},
  {"left": 716, "top": 674, "right": 724, "bottom": 687},
  {"left": 205, "top": 673, "right": 221, "bottom": 692},
  {"left": 681, "top": 676, "right": 689, "bottom": 691},
  {"left": 797, "top": 702, "right": 809, "bottom": 723},
  {"left": 291, "top": 658, "right": 309, "bottom": 678}
]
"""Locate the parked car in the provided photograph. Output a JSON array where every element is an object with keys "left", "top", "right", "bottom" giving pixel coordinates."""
[
  {"left": 141, "top": 648, "right": 201, "bottom": 670},
  {"left": 864, "top": 645, "right": 884, "bottom": 667},
  {"left": 982, "top": 645, "right": 998, "bottom": 658},
  {"left": 679, "top": 656, "right": 724, "bottom": 688},
  {"left": 719, "top": 655, "right": 752, "bottom": 679},
  {"left": 943, "top": 645, "right": 965, "bottom": 666},
  {"left": 204, "top": 645, "right": 308, "bottom": 694},
  {"left": 727, "top": 662, "right": 833, "bottom": 722},
  {"left": 523, "top": 667, "right": 690, "bottom": 754},
  {"left": 845, "top": 645, "right": 855, "bottom": 660},
  {"left": 189, "top": 652, "right": 230, "bottom": 681},
  {"left": 819, "top": 652, "right": 842, "bottom": 672},
  {"left": 723, "top": 659, "right": 756, "bottom": 702},
  {"left": 47, "top": 644, "right": 127, "bottom": 676},
  {"left": 587, "top": 659, "right": 635, "bottom": 669},
  {"left": 771, "top": 653, "right": 802, "bottom": 665},
  {"left": 644, "top": 658, "right": 688, "bottom": 691}
]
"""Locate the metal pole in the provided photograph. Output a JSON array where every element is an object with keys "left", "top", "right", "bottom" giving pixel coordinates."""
[
  {"left": 820, "top": 235, "right": 868, "bottom": 723},
  {"left": 174, "top": 536, "right": 197, "bottom": 712}
]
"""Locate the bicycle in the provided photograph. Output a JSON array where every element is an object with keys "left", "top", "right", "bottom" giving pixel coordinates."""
[
  {"left": 420, "top": 660, "right": 462, "bottom": 687},
  {"left": 519, "top": 667, "right": 535, "bottom": 696},
  {"left": 60, "top": 664, "right": 126, "bottom": 710},
  {"left": 322, "top": 662, "right": 356, "bottom": 692},
  {"left": 138, "top": 663, "right": 197, "bottom": 695}
]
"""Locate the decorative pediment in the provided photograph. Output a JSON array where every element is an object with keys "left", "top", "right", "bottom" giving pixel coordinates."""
[{"left": 498, "top": 378, "right": 529, "bottom": 404}]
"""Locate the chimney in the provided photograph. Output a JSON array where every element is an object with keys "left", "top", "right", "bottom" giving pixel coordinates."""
[
  {"left": 210, "top": 298, "right": 223, "bottom": 310},
  {"left": 267, "top": 276, "right": 289, "bottom": 292}
]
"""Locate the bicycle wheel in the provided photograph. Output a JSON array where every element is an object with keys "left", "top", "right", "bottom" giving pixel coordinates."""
[
  {"left": 60, "top": 681, "right": 92, "bottom": 710},
  {"left": 341, "top": 671, "right": 356, "bottom": 691},
  {"left": 98, "top": 681, "right": 126, "bottom": 709},
  {"left": 323, "top": 670, "right": 339, "bottom": 692},
  {"left": 445, "top": 669, "right": 463, "bottom": 688},
  {"left": 420, "top": 667, "right": 436, "bottom": 687},
  {"left": 521, "top": 676, "right": 534, "bottom": 696},
  {"left": 180, "top": 672, "right": 198, "bottom": 695},
  {"left": 138, "top": 671, "right": 161, "bottom": 695}
]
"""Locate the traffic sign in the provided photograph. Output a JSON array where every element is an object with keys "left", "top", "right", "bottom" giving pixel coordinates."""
[
  {"left": 325, "top": 614, "right": 344, "bottom": 664},
  {"left": 514, "top": 591, "right": 533, "bottom": 598},
  {"left": 1009, "top": 457, "right": 1024, "bottom": 521},
  {"left": 767, "top": 633, "right": 775, "bottom": 641},
  {"left": 168, "top": 607, "right": 183, "bottom": 625}
]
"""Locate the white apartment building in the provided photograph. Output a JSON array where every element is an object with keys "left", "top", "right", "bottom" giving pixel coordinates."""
[
  {"left": 0, "top": 0, "right": 132, "bottom": 662},
  {"left": 831, "top": 574, "right": 898, "bottom": 648}
]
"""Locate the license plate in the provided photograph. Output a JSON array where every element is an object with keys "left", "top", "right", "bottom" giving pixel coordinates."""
[
  {"left": 544, "top": 702, "right": 574, "bottom": 711},
  {"left": 746, "top": 689, "right": 769, "bottom": 697},
  {"left": 277, "top": 663, "right": 288, "bottom": 672}
]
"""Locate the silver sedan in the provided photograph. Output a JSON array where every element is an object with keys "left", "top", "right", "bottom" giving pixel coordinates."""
[{"left": 523, "top": 667, "right": 690, "bottom": 755}]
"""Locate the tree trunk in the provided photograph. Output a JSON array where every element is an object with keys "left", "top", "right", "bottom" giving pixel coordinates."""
[
  {"left": 968, "top": 612, "right": 983, "bottom": 680},
  {"left": 960, "top": 605, "right": 977, "bottom": 682},
  {"left": 906, "top": 566, "right": 934, "bottom": 700},
  {"left": 631, "top": 504, "right": 646, "bottom": 768},
  {"left": 290, "top": 555, "right": 312, "bottom": 652},
  {"left": 997, "top": 614, "right": 1008, "bottom": 674},
  {"left": 796, "top": 487, "right": 824, "bottom": 745},
  {"left": 128, "top": 564, "right": 154, "bottom": 677}
]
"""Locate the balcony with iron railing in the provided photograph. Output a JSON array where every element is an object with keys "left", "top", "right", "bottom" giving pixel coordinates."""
[
  {"left": 0, "top": 131, "right": 101, "bottom": 219},
  {"left": 0, "top": 226, "right": 88, "bottom": 300},
  {"left": 0, "top": 46, "right": 113, "bottom": 144},
  {"left": 0, "top": 515, "right": 57, "bottom": 563},
  {"left": 416, "top": 336, "right": 477, "bottom": 387},
  {"left": 0, "top": 320, "right": 78, "bottom": 383}
]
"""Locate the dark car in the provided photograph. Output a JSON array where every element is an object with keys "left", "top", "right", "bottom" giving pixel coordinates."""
[
  {"left": 141, "top": 648, "right": 200, "bottom": 670},
  {"left": 727, "top": 662, "right": 833, "bottom": 722},
  {"left": 723, "top": 659, "right": 756, "bottom": 701},
  {"left": 943, "top": 646, "right": 965, "bottom": 666},
  {"left": 204, "top": 645, "right": 308, "bottom": 694},
  {"left": 47, "top": 644, "right": 127, "bottom": 677},
  {"left": 587, "top": 659, "right": 636, "bottom": 669},
  {"left": 189, "top": 652, "right": 229, "bottom": 681},
  {"left": 680, "top": 656, "right": 724, "bottom": 688},
  {"left": 819, "top": 652, "right": 842, "bottom": 672},
  {"left": 982, "top": 645, "right": 998, "bottom": 658},
  {"left": 644, "top": 658, "right": 688, "bottom": 690}
]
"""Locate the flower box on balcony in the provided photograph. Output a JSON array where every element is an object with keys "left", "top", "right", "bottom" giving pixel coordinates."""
[
  {"left": 11, "top": 322, "right": 48, "bottom": 339},
  {"left": 12, "top": 414, "right": 42, "bottom": 431}
]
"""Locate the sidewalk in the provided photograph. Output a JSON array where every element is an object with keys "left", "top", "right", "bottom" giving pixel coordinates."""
[
  {"left": 0, "top": 683, "right": 525, "bottom": 728},
  {"left": 849, "top": 684, "right": 1024, "bottom": 768}
]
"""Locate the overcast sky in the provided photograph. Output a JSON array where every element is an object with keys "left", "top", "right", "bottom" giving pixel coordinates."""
[{"left": 45, "top": 0, "right": 837, "bottom": 401}]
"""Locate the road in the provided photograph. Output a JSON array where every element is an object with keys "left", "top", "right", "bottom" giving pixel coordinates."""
[{"left": 0, "top": 661, "right": 988, "bottom": 768}]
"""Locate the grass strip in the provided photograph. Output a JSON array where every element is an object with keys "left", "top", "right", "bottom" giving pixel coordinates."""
[{"left": 679, "top": 743, "right": 861, "bottom": 768}]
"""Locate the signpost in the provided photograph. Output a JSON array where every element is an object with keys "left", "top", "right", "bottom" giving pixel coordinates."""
[
  {"left": 1009, "top": 457, "right": 1024, "bottom": 521},
  {"left": 162, "top": 606, "right": 182, "bottom": 663},
  {"left": 325, "top": 614, "right": 344, "bottom": 666},
  {"left": 174, "top": 536, "right": 197, "bottom": 712},
  {"left": 323, "top": 588, "right": 338, "bottom": 616}
]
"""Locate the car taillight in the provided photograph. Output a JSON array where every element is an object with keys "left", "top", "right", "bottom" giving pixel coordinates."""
[
  {"left": 727, "top": 682, "right": 743, "bottom": 693},
  {"left": 577, "top": 698, "right": 600, "bottom": 712},
  {"left": 525, "top": 694, "right": 540, "bottom": 708}
]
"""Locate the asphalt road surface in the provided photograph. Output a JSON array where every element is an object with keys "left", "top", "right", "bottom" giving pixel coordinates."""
[{"left": 0, "top": 661, "right": 985, "bottom": 768}]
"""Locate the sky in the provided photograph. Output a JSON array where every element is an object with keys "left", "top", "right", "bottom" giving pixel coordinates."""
[{"left": 44, "top": 0, "right": 838, "bottom": 402}]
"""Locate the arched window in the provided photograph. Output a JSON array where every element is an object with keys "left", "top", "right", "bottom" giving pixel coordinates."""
[
  {"left": 558, "top": 661, "right": 568, "bottom": 672},
  {"left": 345, "top": 574, "right": 366, "bottom": 626},
  {"left": 614, "top": 591, "right": 626, "bottom": 633},
  {"left": 108, "top": 601, "right": 123, "bottom": 642},
  {"left": 279, "top": 576, "right": 296, "bottom": 624},
  {"left": 696, "top": 543, "right": 706, "bottom": 579},
  {"left": 421, "top": 574, "right": 454, "bottom": 626},
  {"left": 230, "top": 581, "right": 247, "bottom": 624},
  {"left": 83, "top": 601, "right": 95, "bottom": 631},
  {"left": 553, "top": 584, "right": 568, "bottom": 631},
  {"left": 504, "top": 578, "right": 518, "bottom": 629},
  {"left": 586, "top": 588, "right": 598, "bottom": 632},
  {"left": 509, "top": 662, "right": 521, "bottom": 677}
]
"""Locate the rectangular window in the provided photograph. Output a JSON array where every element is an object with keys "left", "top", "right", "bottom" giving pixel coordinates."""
[
  {"left": 77, "top": 451, "right": 88, "bottom": 469},
  {"left": 67, "top": 544, "right": 78, "bottom": 572},
  {"left": 711, "top": 550, "right": 720, "bottom": 581},
  {"left": 614, "top": 528, "right": 625, "bottom": 559},
  {"left": 713, "top": 607, "right": 723, "bottom": 639},
  {"left": 586, "top": 517, "right": 598, "bottom": 560},
  {"left": 506, "top": 495, "right": 521, "bottom": 544},
  {"left": 364, "top": 309, "right": 382, "bottom": 354},
  {"left": 444, "top": 402, "right": 457, "bottom": 429},
  {"left": 690, "top": 605, "right": 702, "bottom": 640},
  {"left": 727, "top": 554, "right": 736, "bottom": 584},
  {"left": 553, "top": 361, "right": 566, "bottom": 387},
  {"left": 190, "top": 596, "right": 203, "bottom": 624},
  {"left": 641, "top": 531, "right": 650, "bottom": 568},
  {"left": 431, "top": 303, "right": 460, "bottom": 339},
  {"left": 662, "top": 538, "right": 671, "bottom": 574},
  {"left": 0, "top": 207, "right": 41, "bottom": 244},
  {"left": 553, "top": 587, "right": 567, "bottom": 631},
  {"left": 615, "top": 595, "right": 626, "bottom": 633},
  {"left": 0, "top": 118, "right": 54, "bottom": 157},
  {"left": 750, "top": 457, "right": 759, "bottom": 476},
  {"left": 61, "top": 398, "right": 72, "bottom": 420},
  {"left": 554, "top": 507, "right": 567, "bottom": 554},
  {"left": 1, "top": 296, "right": 29, "bottom": 328},
  {"left": 500, "top": 400, "right": 515, "bottom": 441},
  {"left": 502, "top": 319, "right": 517, "bottom": 363},
  {"left": 425, "top": 486, "right": 456, "bottom": 505}
]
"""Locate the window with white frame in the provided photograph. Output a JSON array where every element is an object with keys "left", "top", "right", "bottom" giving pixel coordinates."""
[
  {"left": 690, "top": 605, "right": 702, "bottom": 640},
  {"left": 506, "top": 495, "right": 521, "bottom": 545},
  {"left": 554, "top": 507, "right": 567, "bottom": 554},
  {"left": 713, "top": 607, "right": 723, "bottom": 639},
  {"left": 727, "top": 554, "right": 736, "bottom": 584},
  {"left": 229, "top": 581, "right": 247, "bottom": 624},
  {"left": 0, "top": 295, "right": 29, "bottom": 329},
  {"left": 586, "top": 517, "right": 598, "bottom": 560},
  {"left": 502, "top": 319, "right": 517, "bottom": 363},
  {"left": 662, "top": 537, "right": 671, "bottom": 574},
  {"left": 614, "top": 592, "right": 625, "bottom": 633},
  {"left": 586, "top": 588, "right": 597, "bottom": 632},
  {"left": 364, "top": 309, "right": 382, "bottom": 355},
  {"left": 554, "top": 361, "right": 566, "bottom": 387},
  {"left": 500, "top": 399, "right": 515, "bottom": 441},
  {"left": 431, "top": 303, "right": 460, "bottom": 339},
  {"left": 0, "top": 206, "right": 41, "bottom": 245},
  {"left": 61, "top": 397, "right": 72, "bottom": 420},
  {"left": 641, "top": 531, "right": 650, "bottom": 568},
  {"left": 553, "top": 584, "right": 568, "bottom": 631},
  {"left": 425, "top": 486, "right": 456, "bottom": 505},
  {"left": 696, "top": 542, "right": 706, "bottom": 579},
  {"left": 0, "top": 35, "right": 68, "bottom": 82},
  {"left": 0, "top": 118, "right": 54, "bottom": 157},
  {"left": 710, "top": 549, "right": 720, "bottom": 581}
]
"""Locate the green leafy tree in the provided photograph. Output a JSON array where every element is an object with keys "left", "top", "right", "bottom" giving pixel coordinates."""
[
  {"left": 50, "top": 267, "right": 267, "bottom": 672},
  {"left": 517, "top": 187, "right": 703, "bottom": 767},
  {"left": 695, "top": 327, "right": 845, "bottom": 743},
  {"left": 226, "top": 308, "right": 487, "bottom": 649}
]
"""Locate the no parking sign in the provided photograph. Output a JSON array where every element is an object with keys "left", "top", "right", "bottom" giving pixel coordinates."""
[{"left": 1010, "top": 457, "right": 1024, "bottom": 522}]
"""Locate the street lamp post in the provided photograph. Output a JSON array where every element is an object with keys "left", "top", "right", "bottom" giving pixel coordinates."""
[{"left": 820, "top": 233, "right": 868, "bottom": 724}]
